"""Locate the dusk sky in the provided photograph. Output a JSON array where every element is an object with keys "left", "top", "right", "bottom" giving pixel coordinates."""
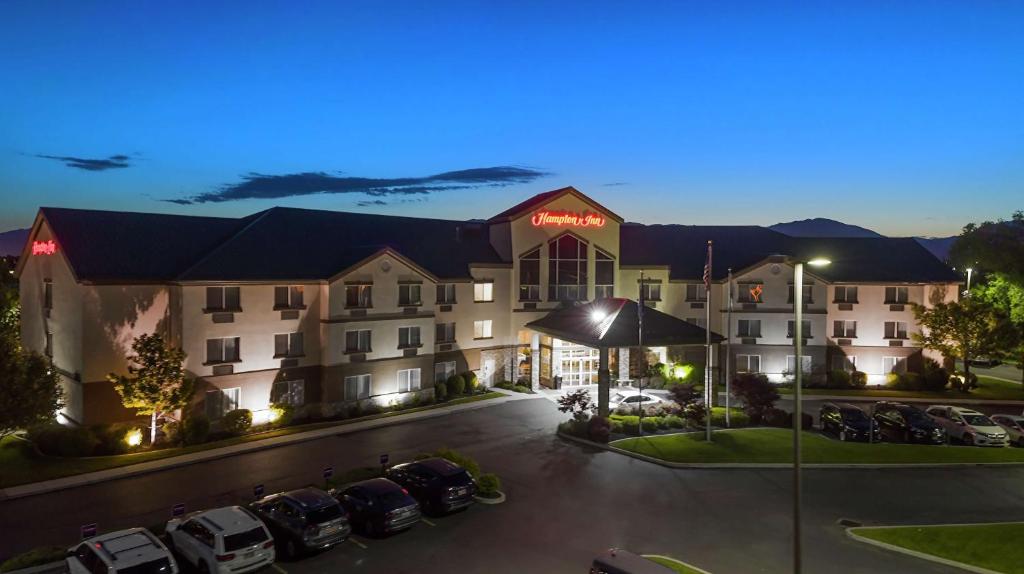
[{"left": 2, "top": 1, "right": 1021, "bottom": 236}]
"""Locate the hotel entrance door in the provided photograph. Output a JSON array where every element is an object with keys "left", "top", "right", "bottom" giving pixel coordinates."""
[{"left": 559, "top": 346, "right": 599, "bottom": 386}]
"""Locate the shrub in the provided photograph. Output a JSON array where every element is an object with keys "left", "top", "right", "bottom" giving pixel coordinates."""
[
  {"left": 850, "top": 371, "right": 868, "bottom": 388},
  {"left": 181, "top": 415, "right": 210, "bottom": 445},
  {"left": 730, "top": 373, "right": 779, "bottom": 423},
  {"left": 362, "top": 403, "right": 383, "bottom": 416},
  {"left": 476, "top": 473, "right": 501, "bottom": 496},
  {"left": 513, "top": 385, "right": 532, "bottom": 394},
  {"left": 0, "top": 546, "right": 66, "bottom": 573},
  {"left": 221, "top": 409, "right": 253, "bottom": 435},
  {"left": 587, "top": 416, "right": 612, "bottom": 443},
  {"left": 762, "top": 408, "right": 790, "bottom": 428},
  {"left": 161, "top": 421, "right": 181, "bottom": 445},
  {"left": 463, "top": 371, "right": 479, "bottom": 393},
  {"left": 667, "top": 383, "right": 701, "bottom": 410},
  {"left": 28, "top": 424, "right": 98, "bottom": 457},
  {"left": 682, "top": 403, "right": 707, "bottom": 428},
  {"left": 495, "top": 381, "right": 515, "bottom": 390},
  {"left": 950, "top": 371, "right": 978, "bottom": 393},
  {"left": 663, "top": 415, "right": 685, "bottom": 428},
  {"left": 710, "top": 408, "right": 750, "bottom": 428},
  {"left": 269, "top": 403, "right": 294, "bottom": 427},
  {"left": 434, "top": 381, "right": 448, "bottom": 402},
  {"left": 885, "top": 373, "right": 902, "bottom": 387},
  {"left": 902, "top": 372, "right": 924, "bottom": 391},
  {"left": 428, "top": 447, "right": 481, "bottom": 478},
  {"left": 610, "top": 419, "right": 625, "bottom": 434},
  {"left": 789, "top": 411, "right": 814, "bottom": 430},
  {"left": 446, "top": 375, "right": 466, "bottom": 397},
  {"left": 921, "top": 359, "right": 950, "bottom": 392},
  {"left": 91, "top": 424, "right": 130, "bottom": 455},
  {"left": 828, "top": 369, "right": 851, "bottom": 389},
  {"left": 348, "top": 402, "right": 365, "bottom": 418},
  {"left": 638, "top": 418, "right": 657, "bottom": 433},
  {"left": 557, "top": 389, "right": 594, "bottom": 422}
]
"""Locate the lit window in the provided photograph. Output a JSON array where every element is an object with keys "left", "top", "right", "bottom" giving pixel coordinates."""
[
  {"left": 271, "top": 380, "right": 305, "bottom": 406},
  {"left": 206, "top": 337, "right": 240, "bottom": 363},
  {"left": 206, "top": 387, "right": 240, "bottom": 419},
  {"left": 345, "top": 330, "right": 372, "bottom": 353},
  {"left": 398, "top": 326, "right": 421, "bottom": 348},
  {"left": 397, "top": 368, "right": 421, "bottom": 393},
  {"left": 274, "top": 332, "right": 304, "bottom": 357},
  {"left": 344, "top": 374, "right": 371, "bottom": 400},
  {"left": 548, "top": 235, "right": 587, "bottom": 301},
  {"left": 274, "top": 286, "right": 304, "bottom": 309},
  {"left": 883, "top": 356, "right": 906, "bottom": 374},
  {"left": 473, "top": 320, "right": 493, "bottom": 339},
  {"left": 474, "top": 282, "right": 494, "bottom": 302},
  {"left": 737, "top": 283, "right": 764, "bottom": 303},
  {"left": 345, "top": 284, "right": 373, "bottom": 308},
  {"left": 399, "top": 284, "right": 422, "bottom": 306},
  {"left": 206, "top": 286, "right": 241, "bottom": 311},
  {"left": 434, "top": 361, "right": 457, "bottom": 383}
]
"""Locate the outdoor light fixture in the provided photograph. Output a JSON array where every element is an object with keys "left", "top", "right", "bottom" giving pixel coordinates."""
[
  {"left": 672, "top": 364, "right": 692, "bottom": 380},
  {"left": 590, "top": 309, "right": 608, "bottom": 323},
  {"left": 125, "top": 428, "right": 143, "bottom": 447},
  {"left": 807, "top": 258, "right": 831, "bottom": 267}
]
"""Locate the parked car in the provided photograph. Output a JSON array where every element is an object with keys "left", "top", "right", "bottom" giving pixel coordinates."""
[
  {"left": 872, "top": 402, "right": 946, "bottom": 444},
  {"left": 818, "top": 402, "right": 880, "bottom": 442},
  {"left": 992, "top": 414, "right": 1024, "bottom": 447},
  {"left": 166, "top": 506, "right": 275, "bottom": 574},
  {"left": 333, "top": 478, "right": 421, "bottom": 537},
  {"left": 67, "top": 528, "right": 177, "bottom": 574},
  {"left": 590, "top": 548, "right": 675, "bottom": 574},
  {"left": 967, "top": 357, "right": 1002, "bottom": 368},
  {"left": 926, "top": 405, "right": 1007, "bottom": 447},
  {"left": 609, "top": 391, "right": 665, "bottom": 413},
  {"left": 385, "top": 457, "right": 476, "bottom": 515},
  {"left": 249, "top": 487, "right": 350, "bottom": 558}
]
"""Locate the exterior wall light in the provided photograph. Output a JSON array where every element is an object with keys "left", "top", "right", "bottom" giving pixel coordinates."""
[{"left": 125, "top": 428, "right": 143, "bottom": 447}]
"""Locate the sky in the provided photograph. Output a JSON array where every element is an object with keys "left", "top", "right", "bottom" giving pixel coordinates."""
[{"left": 1, "top": 1, "right": 1021, "bottom": 237}]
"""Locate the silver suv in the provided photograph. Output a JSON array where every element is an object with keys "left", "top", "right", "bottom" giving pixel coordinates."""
[
  {"left": 67, "top": 528, "right": 177, "bottom": 574},
  {"left": 166, "top": 506, "right": 274, "bottom": 574}
]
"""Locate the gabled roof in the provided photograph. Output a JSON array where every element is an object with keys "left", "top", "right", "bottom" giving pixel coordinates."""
[{"left": 488, "top": 186, "right": 624, "bottom": 223}]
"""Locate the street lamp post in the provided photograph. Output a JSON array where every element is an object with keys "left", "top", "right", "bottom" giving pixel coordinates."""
[{"left": 966, "top": 267, "right": 974, "bottom": 297}]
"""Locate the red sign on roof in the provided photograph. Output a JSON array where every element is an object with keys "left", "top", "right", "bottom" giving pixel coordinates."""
[
  {"left": 530, "top": 210, "right": 606, "bottom": 228},
  {"left": 32, "top": 240, "right": 57, "bottom": 255}
]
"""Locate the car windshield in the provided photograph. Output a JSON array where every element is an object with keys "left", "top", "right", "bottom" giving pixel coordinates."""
[
  {"left": 440, "top": 470, "right": 473, "bottom": 487},
  {"left": 962, "top": 414, "right": 994, "bottom": 426},
  {"left": 377, "top": 490, "right": 411, "bottom": 509},
  {"left": 119, "top": 558, "right": 173, "bottom": 574},
  {"left": 841, "top": 409, "right": 868, "bottom": 422},
  {"left": 223, "top": 526, "right": 268, "bottom": 551},
  {"left": 902, "top": 410, "right": 930, "bottom": 422},
  {"left": 306, "top": 503, "right": 344, "bottom": 524}
]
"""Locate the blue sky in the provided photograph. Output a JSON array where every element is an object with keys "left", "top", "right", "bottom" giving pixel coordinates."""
[{"left": 1, "top": 1, "right": 1021, "bottom": 236}]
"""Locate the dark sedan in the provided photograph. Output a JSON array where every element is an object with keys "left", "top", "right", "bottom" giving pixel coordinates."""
[
  {"left": 873, "top": 402, "right": 946, "bottom": 444},
  {"left": 385, "top": 457, "right": 476, "bottom": 515},
  {"left": 819, "top": 402, "right": 881, "bottom": 442},
  {"left": 334, "top": 478, "right": 421, "bottom": 537}
]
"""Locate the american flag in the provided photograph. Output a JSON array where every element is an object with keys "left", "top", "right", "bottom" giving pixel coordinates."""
[{"left": 703, "top": 240, "right": 712, "bottom": 289}]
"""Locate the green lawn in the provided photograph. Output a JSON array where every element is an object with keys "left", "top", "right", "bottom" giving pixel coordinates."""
[
  {"left": 612, "top": 428, "right": 1024, "bottom": 464},
  {"left": 0, "top": 392, "right": 502, "bottom": 489},
  {"left": 853, "top": 523, "right": 1024, "bottom": 574},
  {"left": 644, "top": 555, "right": 708, "bottom": 573},
  {"left": 778, "top": 376, "right": 1024, "bottom": 401}
]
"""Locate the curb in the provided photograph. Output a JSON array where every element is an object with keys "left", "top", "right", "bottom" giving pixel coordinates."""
[
  {"left": 845, "top": 524, "right": 1019, "bottom": 574},
  {"left": 473, "top": 490, "right": 506, "bottom": 505},
  {"left": 0, "top": 394, "right": 515, "bottom": 501},
  {"left": 642, "top": 554, "right": 712, "bottom": 574}
]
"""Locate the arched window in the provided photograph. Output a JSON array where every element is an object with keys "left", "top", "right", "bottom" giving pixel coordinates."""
[
  {"left": 595, "top": 248, "right": 614, "bottom": 298},
  {"left": 548, "top": 234, "right": 587, "bottom": 301},
  {"left": 519, "top": 248, "right": 540, "bottom": 301}
]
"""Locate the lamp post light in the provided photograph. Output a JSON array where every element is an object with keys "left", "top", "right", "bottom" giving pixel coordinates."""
[
  {"left": 792, "top": 257, "right": 830, "bottom": 574},
  {"left": 966, "top": 267, "right": 974, "bottom": 297}
]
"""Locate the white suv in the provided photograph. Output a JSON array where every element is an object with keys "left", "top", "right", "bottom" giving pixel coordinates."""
[
  {"left": 166, "top": 506, "right": 275, "bottom": 574},
  {"left": 67, "top": 528, "right": 177, "bottom": 574},
  {"left": 926, "top": 405, "right": 1008, "bottom": 447}
]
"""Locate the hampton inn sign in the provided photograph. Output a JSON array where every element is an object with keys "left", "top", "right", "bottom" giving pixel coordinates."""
[{"left": 530, "top": 210, "right": 607, "bottom": 228}]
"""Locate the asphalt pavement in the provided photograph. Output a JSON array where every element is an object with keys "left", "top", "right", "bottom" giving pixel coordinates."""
[{"left": 3, "top": 399, "right": 1024, "bottom": 573}]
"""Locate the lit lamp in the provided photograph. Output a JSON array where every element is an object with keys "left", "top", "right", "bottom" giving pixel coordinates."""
[{"left": 966, "top": 267, "right": 974, "bottom": 296}]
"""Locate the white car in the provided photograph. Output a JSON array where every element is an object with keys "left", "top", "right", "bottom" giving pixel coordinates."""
[
  {"left": 67, "top": 528, "right": 177, "bottom": 574},
  {"left": 992, "top": 414, "right": 1024, "bottom": 447},
  {"left": 609, "top": 391, "right": 665, "bottom": 413},
  {"left": 167, "top": 506, "right": 275, "bottom": 574},
  {"left": 925, "top": 405, "right": 1007, "bottom": 447}
]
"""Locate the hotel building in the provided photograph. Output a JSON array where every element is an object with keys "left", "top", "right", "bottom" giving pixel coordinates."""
[{"left": 16, "top": 187, "right": 959, "bottom": 426}]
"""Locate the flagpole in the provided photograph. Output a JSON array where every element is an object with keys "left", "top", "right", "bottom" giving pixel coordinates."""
[
  {"left": 638, "top": 270, "right": 645, "bottom": 438},
  {"left": 705, "top": 240, "right": 713, "bottom": 442},
  {"left": 725, "top": 267, "right": 733, "bottom": 428}
]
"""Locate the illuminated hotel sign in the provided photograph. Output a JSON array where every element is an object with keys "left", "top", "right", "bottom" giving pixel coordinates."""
[
  {"left": 530, "top": 210, "right": 606, "bottom": 228},
  {"left": 32, "top": 240, "right": 57, "bottom": 255}
]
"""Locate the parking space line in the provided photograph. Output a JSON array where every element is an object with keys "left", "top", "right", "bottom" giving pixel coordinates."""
[
  {"left": 271, "top": 564, "right": 288, "bottom": 574},
  {"left": 348, "top": 537, "right": 368, "bottom": 549},
  {"left": 421, "top": 518, "right": 437, "bottom": 527}
]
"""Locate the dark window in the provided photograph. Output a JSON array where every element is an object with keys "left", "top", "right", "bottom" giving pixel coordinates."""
[
  {"left": 686, "top": 284, "right": 707, "bottom": 302},
  {"left": 639, "top": 283, "right": 661, "bottom": 302},
  {"left": 833, "top": 320, "right": 857, "bottom": 338},
  {"left": 737, "top": 319, "right": 761, "bottom": 338},
  {"left": 519, "top": 248, "right": 541, "bottom": 301},
  {"left": 274, "top": 332, "right": 304, "bottom": 357},
  {"left": 206, "top": 337, "right": 240, "bottom": 363},
  {"left": 435, "top": 322, "right": 456, "bottom": 343},
  {"left": 398, "top": 326, "right": 421, "bottom": 348},
  {"left": 43, "top": 279, "right": 53, "bottom": 310},
  {"left": 45, "top": 331, "right": 53, "bottom": 357},
  {"left": 436, "top": 284, "right": 456, "bottom": 304},
  {"left": 306, "top": 503, "right": 344, "bottom": 524},
  {"left": 834, "top": 286, "right": 858, "bottom": 303},
  {"left": 223, "top": 527, "right": 269, "bottom": 552},
  {"left": 345, "top": 285, "right": 372, "bottom": 308},
  {"left": 787, "top": 284, "right": 814, "bottom": 304},
  {"left": 884, "top": 321, "right": 908, "bottom": 339},
  {"left": 206, "top": 286, "right": 240, "bottom": 311},
  {"left": 344, "top": 375, "right": 371, "bottom": 400},
  {"left": 885, "top": 286, "right": 909, "bottom": 304},
  {"left": 345, "top": 330, "right": 371, "bottom": 353},
  {"left": 274, "top": 286, "right": 304, "bottom": 309},
  {"left": 787, "top": 320, "right": 813, "bottom": 338},
  {"left": 548, "top": 235, "right": 587, "bottom": 301},
  {"left": 398, "top": 284, "right": 421, "bottom": 306},
  {"left": 594, "top": 249, "right": 614, "bottom": 299}
]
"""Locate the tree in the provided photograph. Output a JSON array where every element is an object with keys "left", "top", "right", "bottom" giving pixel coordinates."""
[
  {"left": 974, "top": 274, "right": 1024, "bottom": 384},
  {"left": 730, "top": 373, "right": 779, "bottom": 423},
  {"left": 556, "top": 389, "right": 593, "bottom": 422},
  {"left": 950, "top": 211, "right": 1024, "bottom": 283},
  {"left": 108, "top": 333, "right": 194, "bottom": 444},
  {"left": 667, "top": 383, "right": 700, "bottom": 410},
  {"left": 911, "top": 298, "right": 1009, "bottom": 386}
]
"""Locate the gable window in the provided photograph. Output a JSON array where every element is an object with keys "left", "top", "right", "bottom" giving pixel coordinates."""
[
  {"left": 595, "top": 249, "right": 615, "bottom": 299},
  {"left": 434, "top": 361, "right": 457, "bottom": 383},
  {"left": 474, "top": 281, "right": 494, "bottom": 302},
  {"left": 519, "top": 248, "right": 541, "bottom": 301},
  {"left": 737, "top": 282, "right": 764, "bottom": 303},
  {"left": 345, "top": 329, "right": 372, "bottom": 353},
  {"left": 206, "top": 286, "right": 241, "bottom": 312},
  {"left": 271, "top": 380, "right": 305, "bottom": 406},
  {"left": 686, "top": 284, "right": 707, "bottom": 302},
  {"left": 884, "top": 321, "right": 908, "bottom": 339},
  {"left": 205, "top": 387, "right": 240, "bottom": 419},
  {"left": 832, "top": 355, "right": 857, "bottom": 372},
  {"left": 398, "top": 284, "right": 422, "bottom": 306},
  {"left": 736, "top": 354, "right": 761, "bottom": 373},
  {"left": 884, "top": 286, "right": 909, "bottom": 304},
  {"left": 436, "top": 283, "right": 456, "bottom": 304},
  {"left": 834, "top": 286, "right": 858, "bottom": 304},
  {"left": 398, "top": 326, "right": 421, "bottom": 348},
  {"left": 548, "top": 234, "right": 587, "bottom": 301},
  {"left": 787, "top": 320, "right": 813, "bottom": 339},
  {"left": 833, "top": 320, "right": 857, "bottom": 338},
  {"left": 206, "top": 337, "right": 240, "bottom": 364},
  {"left": 274, "top": 332, "right": 304, "bottom": 357},
  {"left": 787, "top": 284, "right": 814, "bottom": 304},
  {"left": 344, "top": 374, "right": 371, "bottom": 401},
  {"left": 639, "top": 282, "right": 661, "bottom": 302},
  {"left": 473, "top": 320, "right": 493, "bottom": 339},
  {"left": 345, "top": 284, "right": 372, "bottom": 308},
  {"left": 737, "top": 319, "right": 762, "bottom": 338},
  {"left": 435, "top": 322, "right": 456, "bottom": 343},
  {"left": 43, "top": 279, "right": 53, "bottom": 311},
  {"left": 274, "top": 286, "right": 304, "bottom": 309},
  {"left": 786, "top": 355, "right": 813, "bottom": 375},
  {"left": 397, "top": 368, "right": 421, "bottom": 393}
]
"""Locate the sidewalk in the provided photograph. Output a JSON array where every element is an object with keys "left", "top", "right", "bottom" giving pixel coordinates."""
[{"left": 0, "top": 389, "right": 541, "bottom": 502}]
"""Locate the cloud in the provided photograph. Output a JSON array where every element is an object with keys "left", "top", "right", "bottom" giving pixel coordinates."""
[
  {"left": 35, "top": 154, "right": 132, "bottom": 171},
  {"left": 164, "top": 166, "right": 549, "bottom": 205},
  {"left": 602, "top": 181, "right": 628, "bottom": 187}
]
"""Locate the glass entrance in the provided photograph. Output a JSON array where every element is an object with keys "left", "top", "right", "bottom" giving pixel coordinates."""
[{"left": 559, "top": 345, "right": 599, "bottom": 386}]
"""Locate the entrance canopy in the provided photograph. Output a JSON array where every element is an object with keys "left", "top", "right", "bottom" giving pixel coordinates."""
[{"left": 525, "top": 298, "right": 724, "bottom": 348}]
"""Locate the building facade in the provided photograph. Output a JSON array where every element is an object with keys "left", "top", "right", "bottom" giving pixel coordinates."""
[{"left": 16, "top": 187, "right": 960, "bottom": 426}]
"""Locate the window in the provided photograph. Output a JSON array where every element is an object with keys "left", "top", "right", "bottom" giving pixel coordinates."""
[
  {"left": 436, "top": 283, "right": 457, "bottom": 304},
  {"left": 45, "top": 331, "right": 53, "bottom": 357},
  {"left": 686, "top": 283, "right": 707, "bottom": 302},
  {"left": 344, "top": 374, "right": 371, "bottom": 401},
  {"left": 397, "top": 368, "right": 421, "bottom": 393},
  {"left": 548, "top": 235, "right": 587, "bottom": 301},
  {"left": 345, "top": 329, "right": 372, "bottom": 353},
  {"left": 787, "top": 320, "right": 813, "bottom": 338},
  {"left": 519, "top": 248, "right": 541, "bottom": 301},
  {"left": 345, "top": 284, "right": 372, "bottom": 308},
  {"left": 43, "top": 279, "right": 53, "bottom": 310},
  {"left": 274, "top": 332, "right": 304, "bottom": 357},
  {"left": 736, "top": 354, "right": 761, "bottom": 373},
  {"left": 398, "top": 326, "right": 421, "bottom": 348},
  {"left": 786, "top": 355, "right": 812, "bottom": 374},
  {"left": 474, "top": 281, "right": 494, "bottom": 302},
  {"left": 834, "top": 286, "right": 858, "bottom": 303},
  {"left": 398, "top": 284, "right": 422, "bottom": 306},
  {"left": 274, "top": 286, "right": 304, "bottom": 309},
  {"left": 787, "top": 284, "right": 814, "bottom": 304},
  {"left": 271, "top": 380, "right": 305, "bottom": 406},
  {"left": 473, "top": 320, "right": 493, "bottom": 339},
  {"left": 435, "top": 322, "right": 456, "bottom": 343},
  {"left": 884, "top": 321, "right": 908, "bottom": 339},
  {"left": 883, "top": 356, "right": 906, "bottom": 374},
  {"left": 686, "top": 317, "right": 707, "bottom": 329},
  {"left": 434, "top": 361, "right": 457, "bottom": 383},
  {"left": 833, "top": 320, "right": 857, "bottom": 338},
  {"left": 639, "top": 282, "right": 662, "bottom": 302},
  {"left": 832, "top": 355, "right": 857, "bottom": 372},
  {"left": 737, "top": 319, "right": 762, "bottom": 338},
  {"left": 206, "top": 337, "right": 240, "bottom": 363},
  {"left": 738, "top": 282, "right": 764, "bottom": 303},
  {"left": 205, "top": 387, "right": 240, "bottom": 419},
  {"left": 206, "top": 286, "right": 241, "bottom": 311},
  {"left": 595, "top": 249, "right": 615, "bottom": 299},
  {"left": 885, "top": 286, "right": 909, "bottom": 304}
]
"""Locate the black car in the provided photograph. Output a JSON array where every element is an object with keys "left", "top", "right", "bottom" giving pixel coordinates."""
[
  {"left": 819, "top": 402, "right": 880, "bottom": 442},
  {"left": 385, "top": 457, "right": 476, "bottom": 515},
  {"left": 872, "top": 402, "right": 946, "bottom": 444},
  {"left": 249, "top": 487, "right": 350, "bottom": 558},
  {"left": 334, "top": 478, "right": 421, "bottom": 537}
]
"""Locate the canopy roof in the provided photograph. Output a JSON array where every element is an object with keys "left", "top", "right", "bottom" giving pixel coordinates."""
[{"left": 525, "top": 298, "right": 723, "bottom": 348}]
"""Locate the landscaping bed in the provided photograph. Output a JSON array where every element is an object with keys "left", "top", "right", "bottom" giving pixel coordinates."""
[
  {"left": 851, "top": 523, "right": 1024, "bottom": 574},
  {"left": 778, "top": 376, "right": 1023, "bottom": 401}
]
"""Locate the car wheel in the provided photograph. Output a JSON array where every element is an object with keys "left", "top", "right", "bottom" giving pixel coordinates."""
[
  {"left": 964, "top": 433, "right": 974, "bottom": 446},
  {"left": 198, "top": 561, "right": 210, "bottom": 574},
  {"left": 364, "top": 521, "right": 376, "bottom": 538},
  {"left": 1018, "top": 437, "right": 1024, "bottom": 448},
  {"left": 285, "top": 539, "right": 298, "bottom": 559}
]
